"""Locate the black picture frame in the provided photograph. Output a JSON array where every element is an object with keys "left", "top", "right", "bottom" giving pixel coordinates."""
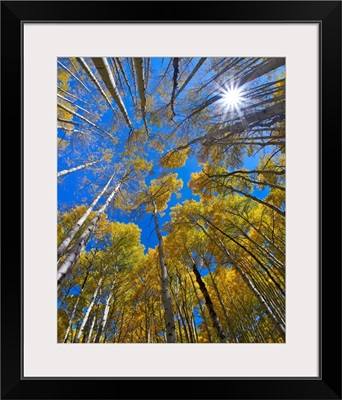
[{"left": 1, "top": 1, "right": 341, "bottom": 399}]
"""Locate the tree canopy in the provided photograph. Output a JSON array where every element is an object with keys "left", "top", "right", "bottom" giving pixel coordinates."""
[{"left": 57, "top": 57, "right": 285, "bottom": 343}]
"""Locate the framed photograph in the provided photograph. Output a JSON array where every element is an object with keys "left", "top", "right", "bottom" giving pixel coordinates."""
[{"left": 1, "top": 1, "right": 341, "bottom": 399}]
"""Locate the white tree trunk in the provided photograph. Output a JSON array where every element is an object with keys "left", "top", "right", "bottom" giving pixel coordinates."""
[
  {"left": 214, "top": 232, "right": 285, "bottom": 337},
  {"left": 57, "top": 94, "right": 92, "bottom": 115},
  {"left": 133, "top": 58, "right": 148, "bottom": 132},
  {"left": 57, "top": 159, "right": 99, "bottom": 178},
  {"left": 194, "top": 220, "right": 285, "bottom": 338},
  {"left": 86, "top": 314, "right": 97, "bottom": 343},
  {"left": 239, "top": 57, "right": 285, "bottom": 87},
  {"left": 92, "top": 57, "right": 135, "bottom": 133},
  {"left": 75, "top": 277, "right": 104, "bottom": 343},
  {"left": 76, "top": 57, "right": 116, "bottom": 113},
  {"left": 63, "top": 294, "right": 81, "bottom": 343},
  {"left": 152, "top": 204, "right": 176, "bottom": 343},
  {"left": 57, "top": 172, "right": 115, "bottom": 261},
  {"left": 63, "top": 266, "right": 91, "bottom": 343},
  {"left": 94, "top": 276, "right": 117, "bottom": 343},
  {"left": 173, "top": 101, "right": 285, "bottom": 153},
  {"left": 57, "top": 181, "right": 121, "bottom": 289},
  {"left": 175, "top": 58, "right": 285, "bottom": 125}
]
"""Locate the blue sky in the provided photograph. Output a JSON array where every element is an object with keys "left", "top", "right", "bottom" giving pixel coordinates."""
[
  {"left": 58, "top": 57, "right": 278, "bottom": 254},
  {"left": 58, "top": 145, "right": 268, "bottom": 254},
  {"left": 57, "top": 57, "right": 285, "bottom": 337}
]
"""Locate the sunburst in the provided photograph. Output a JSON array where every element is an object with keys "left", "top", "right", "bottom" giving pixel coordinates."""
[{"left": 218, "top": 83, "right": 246, "bottom": 112}]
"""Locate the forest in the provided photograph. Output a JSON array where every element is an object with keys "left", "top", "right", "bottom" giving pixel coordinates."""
[{"left": 57, "top": 57, "right": 285, "bottom": 344}]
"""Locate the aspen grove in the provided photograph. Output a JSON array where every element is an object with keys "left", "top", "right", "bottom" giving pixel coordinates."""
[{"left": 57, "top": 57, "right": 285, "bottom": 343}]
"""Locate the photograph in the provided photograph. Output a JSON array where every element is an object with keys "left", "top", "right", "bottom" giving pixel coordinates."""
[
  {"left": 2, "top": 0, "right": 340, "bottom": 396},
  {"left": 57, "top": 57, "right": 286, "bottom": 344}
]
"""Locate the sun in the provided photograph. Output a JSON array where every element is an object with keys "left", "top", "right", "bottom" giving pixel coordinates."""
[{"left": 218, "top": 83, "right": 245, "bottom": 111}]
